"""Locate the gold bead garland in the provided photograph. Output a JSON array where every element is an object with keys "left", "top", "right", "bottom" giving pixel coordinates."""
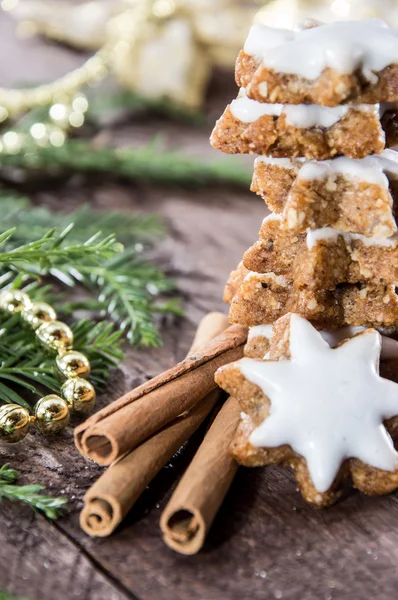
[
  {"left": 0, "top": 288, "right": 96, "bottom": 443},
  {"left": 0, "top": 0, "right": 257, "bottom": 154},
  {"left": 36, "top": 320, "right": 74, "bottom": 353},
  {"left": 21, "top": 301, "right": 57, "bottom": 329},
  {"left": 0, "top": 0, "right": 151, "bottom": 154}
]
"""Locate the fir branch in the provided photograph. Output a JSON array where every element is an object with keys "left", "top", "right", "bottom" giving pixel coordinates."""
[
  {"left": 0, "top": 227, "right": 119, "bottom": 275},
  {"left": 0, "top": 464, "right": 68, "bottom": 520},
  {"left": 56, "top": 249, "right": 183, "bottom": 345},
  {"left": 0, "top": 194, "right": 181, "bottom": 347},
  {"left": 0, "top": 591, "right": 33, "bottom": 600},
  {"left": 0, "top": 196, "right": 165, "bottom": 246},
  {"left": 0, "top": 138, "right": 252, "bottom": 188}
]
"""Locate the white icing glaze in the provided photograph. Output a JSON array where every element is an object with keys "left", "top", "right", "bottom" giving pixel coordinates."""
[
  {"left": 306, "top": 227, "right": 339, "bottom": 248},
  {"left": 306, "top": 227, "right": 398, "bottom": 249},
  {"left": 240, "top": 315, "right": 398, "bottom": 492},
  {"left": 248, "top": 324, "right": 274, "bottom": 340},
  {"left": 230, "top": 89, "right": 283, "bottom": 123},
  {"left": 243, "top": 24, "right": 293, "bottom": 59},
  {"left": 230, "top": 89, "right": 375, "bottom": 128},
  {"left": 262, "top": 213, "right": 281, "bottom": 224},
  {"left": 283, "top": 104, "right": 349, "bottom": 128},
  {"left": 244, "top": 20, "right": 398, "bottom": 81},
  {"left": 244, "top": 271, "right": 289, "bottom": 287},
  {"left": 299, "top": 150, "right": 398, "bottom": 187}
]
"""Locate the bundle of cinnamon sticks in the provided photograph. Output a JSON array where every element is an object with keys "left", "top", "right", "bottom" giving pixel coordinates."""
[{"left": 76, "top": 313, "right": 246, "bottom": 553}]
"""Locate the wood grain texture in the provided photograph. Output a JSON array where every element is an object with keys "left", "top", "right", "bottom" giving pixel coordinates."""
[{"left": 2, "top": 12, "right": 398, "bottom": 600}]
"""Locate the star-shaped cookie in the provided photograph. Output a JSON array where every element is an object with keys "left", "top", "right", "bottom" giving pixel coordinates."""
[{"left": 216, "top": 313, "right": 398, "bottom": 507}]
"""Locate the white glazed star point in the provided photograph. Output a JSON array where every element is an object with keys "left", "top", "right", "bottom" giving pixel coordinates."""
[{"left": 239, "top": 315, "right": 398, "bottom": 493}]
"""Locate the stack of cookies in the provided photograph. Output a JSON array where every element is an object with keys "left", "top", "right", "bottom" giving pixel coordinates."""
[{"left": 210, "top": 19, "right": 398, "bottom": 507}]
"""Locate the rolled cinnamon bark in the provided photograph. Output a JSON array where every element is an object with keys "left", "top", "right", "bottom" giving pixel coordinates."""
[
  {"left": 160, "top": 395, "right": 241, "bottom": 555},
  {"left": 79, "top": 312, "right": 230, "bottom": 537},
  {"left": 75, "top": 318, "right": 246, "bottom": 466},
  {"left": 188, "top": 312, "right": 230, "bottom": 354},
  {"left": 80, "top": 391, "right": 219, "bottom": 537}
]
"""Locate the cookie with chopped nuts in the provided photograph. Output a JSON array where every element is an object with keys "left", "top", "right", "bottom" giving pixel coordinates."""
[
  {"left": 251, "top": 153, "right": 398, "bottom": 238},
  {"left": 210, "top": 96, "right": 389, "bottom": 159},
  {"left": 227, "top": 270, "right": 398, "bottom": 330},
  {"left": 216, "top": 313, "right": 398, "bottom": 508},
  {"left": 242, "top": 214, "right": 398, "bottom": 291},
  {"left": 237, "top": 21, "right": 398, "bottom": 107}
]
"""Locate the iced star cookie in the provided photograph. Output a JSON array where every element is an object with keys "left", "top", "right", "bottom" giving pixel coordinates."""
[
  {"left": 252, "top": 151, "right": 398, "bottom": 238},
  {"left": 210, "top": 89, "right": 391, "bottom": 159},
  {"left": 243, "top": 214, "right": 398, "bottom": 290},
  {"left": 237, "top": 21, "right": 398, "bottom": 107},
  {"left": 215, "top": 314, "right": 398, "bottom": 507},
  {"left": 227, "top": 270, "right": 398, "bottom": 330}
]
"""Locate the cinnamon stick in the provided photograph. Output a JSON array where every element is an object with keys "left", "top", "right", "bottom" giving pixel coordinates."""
[
  {"left": 80, "top": 392, "right": 219, "bottom": 537},
  {"left": 75, "top": 317, "right": 246, "bottom": 466},
  {"left": 79, "top": 312, "right": 229, "bottom": 537},
  {"left": 160, "top": 395, "right": 241, "bottom": 555}
]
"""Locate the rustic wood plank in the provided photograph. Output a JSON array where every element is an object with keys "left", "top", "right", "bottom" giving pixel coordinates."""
[
  {"left": 2, "top": 15, "right": 398, "bottom": 600},
  {"left": 0, "top": 501, "right": 133, "bottom": 599}
]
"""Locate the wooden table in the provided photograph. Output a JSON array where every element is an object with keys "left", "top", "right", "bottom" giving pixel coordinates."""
[{"left": 1, "top": 13, "right": 398, "bottom": 600}]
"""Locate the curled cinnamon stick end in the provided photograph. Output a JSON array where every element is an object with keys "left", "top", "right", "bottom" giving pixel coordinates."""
[
  {"left": 80, "top": 391, "right": 220, "bottom": 537},
  {"left": 160, "top": 396, "right": 241, "bottom": 555},
  {"left": 75, "top": 317, "right": 246, "bottom": 466},
  {"left": 80, "top": 313, "right": 230, "bottom": 537},
  {"left": 80, "top": 497, "right": 121, "bottom": 538}
]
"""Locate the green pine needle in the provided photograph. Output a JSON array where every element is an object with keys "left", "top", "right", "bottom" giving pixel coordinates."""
[
  {"left": 0, "top": 464, "right": 68, "bottom": 520},
  {"left": 0, "top": 592, "right": 34, "bottom": 600},
  {"left": 0, "top": 194, "right": 181, "bottom": 347},
  {"left": 0, "top": 138, "right": 252, "bottom": 188},
  {"left": 0, "top": 227, "right": 119, "bottom": 274}
]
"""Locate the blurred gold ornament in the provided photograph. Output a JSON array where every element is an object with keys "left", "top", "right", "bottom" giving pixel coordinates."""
[
  {"left": 2, "top": 0, "right": 257, "bottom": 114},
  {"left": 36, "top": 320, "right": 74, "bottom": 353},
  {"left": 56, "top": 350, "right": 91, "bottom": 379},
  {"left": 61, "top": 377, "right": 96, "bottom": 414},
  {"left": 34, "top": 395, "right": 70, "bottom": 434},
  {"left": 0, "top": 404, "right": 31, "bottom": 443},
  {"left": 0, "top": 289, "right": 32, "bottom": 313},
  {"left": 21, "top": 301, "right": 57, "bottom": 329}
]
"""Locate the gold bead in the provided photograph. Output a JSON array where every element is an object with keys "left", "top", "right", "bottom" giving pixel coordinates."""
[
  {"left": 21, "top": 302, "right": 57, "bottom": 330},
  {"left": 34, "top": 395, "right": 70, "bottom": 435},
  {"left": 0, "top": 404, "right": 31, "bottom": 443},
  {"left": 36, "top": 320, "right": 73, "bottom": 354},
  {"left": 56, "top": 351, "right": 91, "bottom": 379},
  {"left": 0, "top": 289, "right": 32, "bottom": 313},
  {"left": 61, "top": 377, "right": 96, "bottom": 414}
]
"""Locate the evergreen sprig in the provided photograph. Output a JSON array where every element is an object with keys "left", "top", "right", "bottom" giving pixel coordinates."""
[
  {"left": 0, "top": 464, "right": 68, "bottom": 520},
  {"left": 0, "top": 195, "right": 182, "bottom": 347},
  {"left": 0, "top": 138, "right": 252, "bottom": 188},
  {"left": 0, "top": 592, "right": 33, "bottom": 600},
  {"left": 0, "top": 227, "right": 119, "bottom": 274}
]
